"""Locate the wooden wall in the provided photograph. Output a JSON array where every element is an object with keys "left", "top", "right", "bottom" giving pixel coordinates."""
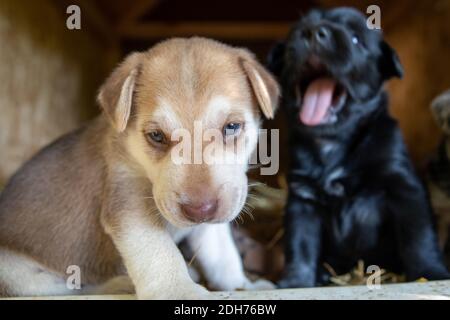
[{"left": 0, "top": 0, "right": 118, "bottom": 185}]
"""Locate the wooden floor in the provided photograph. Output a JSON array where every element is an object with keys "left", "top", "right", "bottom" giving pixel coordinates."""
[{"left": 3, "top": 280, "right": 450, "bottom": 300}]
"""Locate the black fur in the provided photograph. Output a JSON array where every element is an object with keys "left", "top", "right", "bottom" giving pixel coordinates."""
[{"left": 269, "top": 7, "right": 449, "bottom": 288}]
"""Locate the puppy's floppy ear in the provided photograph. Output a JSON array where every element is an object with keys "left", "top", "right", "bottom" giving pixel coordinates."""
[
  {"left": 97, "top": 52, "right": 142, "bottom": 132},
  {"left": 267, "top": 42, "right": 286, "bottom": 77},
  {"left": 238, "top": 50, "right": 280, "bottom": 119},
  {"left": 380, "top": 41, "right": 404, "bottom": 80}
]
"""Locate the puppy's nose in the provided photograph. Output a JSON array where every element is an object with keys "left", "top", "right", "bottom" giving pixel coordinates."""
[
  {"left": 181, "top": 199, "right": 218, "bottom": 223},
  {"left": 314, "top": 26, "right": 331, "bottom": 44}
]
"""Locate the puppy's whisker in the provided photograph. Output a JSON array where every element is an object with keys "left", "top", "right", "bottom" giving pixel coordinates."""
[
  {"left": 148, "top": 207, "right": 165, "bottom": 226},
  {"left": 234, "top": 202, "right": 255, "bottom": 225},
  {"left": 188, "top": 244, "right": 203, "bottom": 267},
  {"left": 245, "top": 202, "right": 255, "bottom": 209},
  {"left": 242, "top": 203, "right": 255, "bottom": 221},
  {"left": 244, "top": 211, "right": 255, "bottom": 221},
  {"left": 244, "top": 202, "right": 255, "bottom": 221},
  {"left": 248, "top": 182, "right": 265, "bottom": 187},
  {"left": 233, "top": 212, "right": 244, "bottom": 225}
]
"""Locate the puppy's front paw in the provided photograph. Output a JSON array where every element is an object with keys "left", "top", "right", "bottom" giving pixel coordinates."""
[
  {"left": 243, "top": 279, "right": 276, "bottom": 291},
  {"left": 93, "top": 275, "right": 135, "bottom": 295},
  {"left": 176, "top": 284, "right": 216, "bottom": 300},
  {"left": 137, "top": 283, "right": 215, "bottom": 300}
]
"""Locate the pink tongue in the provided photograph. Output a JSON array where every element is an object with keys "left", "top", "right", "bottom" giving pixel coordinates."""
[{"left": 300, "top": 78, "right": 336, "bottom": 126}]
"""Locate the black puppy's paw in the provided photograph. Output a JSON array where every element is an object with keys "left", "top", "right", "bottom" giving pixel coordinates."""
[
  {"left": 420, "top": 269, "right": 450, "bottom": 281},
  {"left": 316, "top": 268, "right": 332, "bottom": 286},
  {"left": 407, "top": 265, "right": 450, "bottom": 282},
  {"left": 277, "top": 273, "right": 316, "bottom": 289}
]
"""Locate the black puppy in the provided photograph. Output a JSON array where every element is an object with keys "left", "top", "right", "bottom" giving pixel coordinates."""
[{"left": 269, "top": 7, "right": 449, "bottom": 288}]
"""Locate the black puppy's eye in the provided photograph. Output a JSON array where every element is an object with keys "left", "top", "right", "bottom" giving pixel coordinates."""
[
  {"left": 223, "top": 122, "right": 242, "bottom": 137},
  {"left": 146, "top": 130, "right": 167, "bottom": 145},
  {"left": 352, "top": 35, "right": 360, "bottom": 45}
]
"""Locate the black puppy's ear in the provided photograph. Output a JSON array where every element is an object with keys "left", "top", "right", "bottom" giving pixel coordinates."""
[
  {"left": 267, "top": 42, "right": 286, "bottom": 77},
  {"left": 380, "top": 41, "right": 404, "bottom": 80}
]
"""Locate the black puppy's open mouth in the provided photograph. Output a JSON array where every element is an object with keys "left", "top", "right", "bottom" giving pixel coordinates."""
[{"left": 296, "top": 55, "right": 348, "bottom": 126}]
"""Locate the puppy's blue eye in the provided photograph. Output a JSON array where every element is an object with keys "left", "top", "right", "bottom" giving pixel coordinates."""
[
  {"left": 223, "top": 122, "right": 242, "bottom": 136},
  {"left": 352, "top": 35, "right": 360, "bottom": 45},
  {"left": 146, "top": 130, "right": 166, "bottom": 145}
]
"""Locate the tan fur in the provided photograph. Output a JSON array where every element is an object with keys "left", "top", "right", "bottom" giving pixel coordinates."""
[{"left": 0, "top": 37, "right": 279, "bottom": 299}]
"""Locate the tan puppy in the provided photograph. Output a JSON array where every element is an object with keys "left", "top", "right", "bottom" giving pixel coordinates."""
[{"left": 0, "top": 38, "right": 279, "bottom": 299}]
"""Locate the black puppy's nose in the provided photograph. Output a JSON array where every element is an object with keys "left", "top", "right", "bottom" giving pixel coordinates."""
[{"left": 314, "top": 26, "right": 331, "bottom": 44}]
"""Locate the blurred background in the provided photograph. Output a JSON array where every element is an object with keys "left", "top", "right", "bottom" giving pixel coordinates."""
[{"left": 1, "top": 0, "right": 450, "bottom": 281}]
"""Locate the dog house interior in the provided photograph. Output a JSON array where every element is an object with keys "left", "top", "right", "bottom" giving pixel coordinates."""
[{"left": 0, "top": 0, "right": 450, "bottom": 300}]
